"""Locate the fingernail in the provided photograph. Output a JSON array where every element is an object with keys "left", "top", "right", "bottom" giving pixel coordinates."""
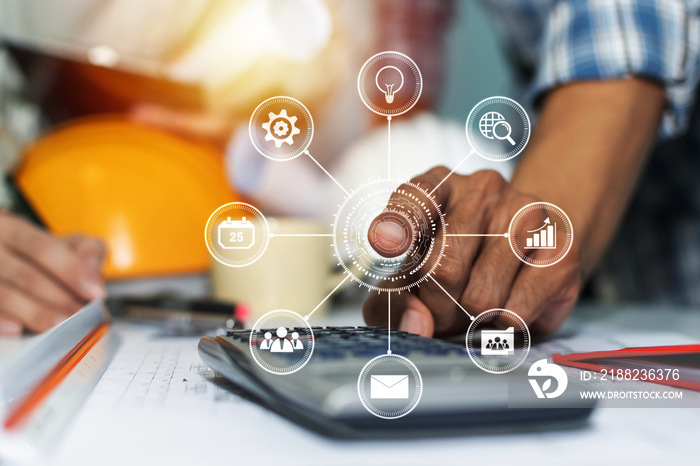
[
  {"left": 369, "top": 216, "right": 412, "bottom": 258},
  {"left": 81, "top": 278, "right": 106, "bottom": 300},
  {"left": 0, "top": 320, "right": 22, "bottom": 336},
  {"left": 399, "top": 309, "right": 427, "bottom": 335},
  {"left": 376, "top": 221, "right": 406, "bottom": 248}
]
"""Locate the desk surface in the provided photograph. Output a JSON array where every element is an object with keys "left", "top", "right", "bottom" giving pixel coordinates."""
[{"left": 45, "top": 304, "right": 700, "bottom": 466}]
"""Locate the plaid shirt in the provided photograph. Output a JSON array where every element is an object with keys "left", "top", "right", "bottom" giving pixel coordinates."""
[
  {"left": 355, "top": 0, "right": 700, "bottom": 304},
  {"left": 480, "top": 0, "right": 700, "bottom": 304},
  {"left": 482, "top": 0, "right": 700, "bottom": 138}
]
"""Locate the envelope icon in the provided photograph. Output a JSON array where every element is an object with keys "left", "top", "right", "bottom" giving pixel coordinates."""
[{"left": 370, "top": 375, "right": 409, "bottom": 399}]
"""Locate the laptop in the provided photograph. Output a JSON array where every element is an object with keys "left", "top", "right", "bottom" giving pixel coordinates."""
[{"left": 199, "top": 325, "right": 595, "bottom": 438}]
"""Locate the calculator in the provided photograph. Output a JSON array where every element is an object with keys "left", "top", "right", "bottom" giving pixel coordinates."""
[{"left": 199, "top": 326, "right": 594, "bottom": 438}]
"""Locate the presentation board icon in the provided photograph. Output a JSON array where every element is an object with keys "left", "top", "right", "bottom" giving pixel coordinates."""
[
  {"left": 466, "top": 309, "right": 530, "bottom": 374},
  {"left": 481, "top": 328, "right": 514, "bottom": 356},
  {"left": 218, "top": 217, "right": 255, "bottom": 250},
  {"left": 370, "top": 375, "right": 409, "bottom": 399}
]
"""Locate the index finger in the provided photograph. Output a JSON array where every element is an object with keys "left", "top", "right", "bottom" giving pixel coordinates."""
[{"left": 366, "top": 166, "right": 453, "bottom": 259}]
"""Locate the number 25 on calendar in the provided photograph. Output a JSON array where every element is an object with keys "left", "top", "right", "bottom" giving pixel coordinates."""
[{"left": 217, "top": 217, "right": 256, "bottom": 250}]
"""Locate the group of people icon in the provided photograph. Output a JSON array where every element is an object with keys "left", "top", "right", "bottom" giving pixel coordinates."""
[
  {"left": 260, "top": 327, "right": 304, "bottom": 353},
  {"left": 485, "top": 336, "right": 510, "bottom": 350}
]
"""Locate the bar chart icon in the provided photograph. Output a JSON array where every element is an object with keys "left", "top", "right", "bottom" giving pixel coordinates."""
[{"left": 525, "top": 218, "right": 556, "bottom": 249}]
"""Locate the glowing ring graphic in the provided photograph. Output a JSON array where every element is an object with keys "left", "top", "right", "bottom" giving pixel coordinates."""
[{"left": 332, "top": 179, "right": 445, "bottom": 292}]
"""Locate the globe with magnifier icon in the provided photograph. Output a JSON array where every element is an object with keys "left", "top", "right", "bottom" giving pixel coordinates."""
[{"left": 479, "top": 111, "right": 516, "bottom": 146}]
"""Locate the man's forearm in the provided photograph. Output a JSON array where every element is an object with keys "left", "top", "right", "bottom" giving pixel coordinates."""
[{"left": 511, "top": 78, "right": 665, "bottom": 276}]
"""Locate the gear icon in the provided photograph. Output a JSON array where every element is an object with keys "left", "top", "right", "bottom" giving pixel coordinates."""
[
  {"left": 261, "top": 109, "right": 301, "bottom": 148},
  {"left": 273, "top": 120, "right": 289, "bottom": 137}
]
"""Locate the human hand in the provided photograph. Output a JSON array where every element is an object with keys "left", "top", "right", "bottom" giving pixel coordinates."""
[
  {"left": 0, "top": 213, "right": 106, "bottom": 335},
  {"left": 363, "top": 168, "right": 582, "bottom": 337}
]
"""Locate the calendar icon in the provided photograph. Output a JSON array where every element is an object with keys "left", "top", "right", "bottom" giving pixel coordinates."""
[{"left": 218, "top": 217, "right": 256, "bottom": 250}]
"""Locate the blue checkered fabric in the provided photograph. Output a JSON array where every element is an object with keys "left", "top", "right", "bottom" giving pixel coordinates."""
[
  {"left": 482, "top": 0, "right": 700, "bottom": 137},
  {"left": 480, "top": 0, "right": 700, "bottom": 304}
]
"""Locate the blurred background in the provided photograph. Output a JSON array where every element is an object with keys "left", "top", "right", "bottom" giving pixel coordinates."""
[{"left": 0, "top": 0, "right": 516, "bottom": 319}]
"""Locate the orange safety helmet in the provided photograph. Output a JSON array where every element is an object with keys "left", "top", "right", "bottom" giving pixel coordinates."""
[{"left": 15, "top": 116, "right": 238, "bottom": 279}]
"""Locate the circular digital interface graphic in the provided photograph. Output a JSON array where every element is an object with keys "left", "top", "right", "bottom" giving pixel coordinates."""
[
  {"left": 367, "top": 211, "right": 414, "bottom": 258},
  {"left": 249, "top": 96, "right": 314, "bottom": 161},
  {"left": 357, "top": 354, "right": 423, "bottom": 419},
  {"left": 466, "top": 309, "right": 531, "bottom": 374},
  {"left": 358, "top": 51, "right": 422, "bottom": 117},
  {"left": 508, "top": 202, "right": 573, "bottom": 267},
  {"left": 466, "top": 96, "right": 530, "bottom": 161},
  {"left": 204, "top": 202, "right": 270, "bottom": 268},
  {"left": 332, "top": 179, "right": 446, "bottom": 292},
  {"left": 249, "top": 310, "right": 314, "bottom": 375}
]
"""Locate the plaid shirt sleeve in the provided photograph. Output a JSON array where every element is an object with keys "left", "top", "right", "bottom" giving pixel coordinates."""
[{"left": 495, "top": 0, "right": 700, "bottom": 138}]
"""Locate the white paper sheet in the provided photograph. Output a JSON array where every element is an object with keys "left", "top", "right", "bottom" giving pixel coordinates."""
[{"left": 48, "top": 313, "right": 700, "bottom": 466}]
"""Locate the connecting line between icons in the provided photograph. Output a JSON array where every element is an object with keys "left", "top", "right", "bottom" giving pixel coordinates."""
[
  {"left": 429, "top": 148, "right": 476, "bottom": 196},
  {"left": 428, "top": 275, "right": 475, "bottom": 321},
  {"left": 304, "top": 273, "right": 351, "bottom": 321},
  {"left": 445, "top": 233, "right": 509, "bottom": 238},
  {"left": 270, "top": 233, "right": 334, "bottom": 238},
  {"left": 304, "top": 150, "right": 350, "bottom": 197},
  {"left": 387, "top": 116, "right": 392, "bottom": 179},
  {"left": 387, "top": 292, "right": 392, "bottom": 354}
]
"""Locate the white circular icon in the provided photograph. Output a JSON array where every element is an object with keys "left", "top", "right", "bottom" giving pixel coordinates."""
[
  {"left": 466, "top": 309, "right": 531, "bottom": 374},
  {"left": 508, "top": 202, "right": 573, "bottom": 267},
  {"left": 204, "top": 202, "right": 270, "bottom": 268},
  {"left": 249, "top": 310, "right": 314, "bottom": 375},
  {"left": 249, "top": 96, "right": 314, "bottom": 161},
  {"left": 357, "top": 354, "right": 423, "bottom": 419},
  {"left": 466, "top": 96, "right": 530, "bottom": 161},
  {"left": 358, "top": 51, "right": 422, "bottom": 117},
  {"left": 332, "top": 179, "right": 446, "bottom": 292}
]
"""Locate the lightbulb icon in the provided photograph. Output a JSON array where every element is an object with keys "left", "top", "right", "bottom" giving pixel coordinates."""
[
  {"left": 375, "top": 66, "right": 404, "bottom": 104},
  {"left": 358, "top": 51, "right": 422, "bottom": 116}
]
